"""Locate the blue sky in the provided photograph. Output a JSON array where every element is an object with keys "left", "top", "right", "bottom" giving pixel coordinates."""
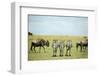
[{"left": 28, "top": 15, "right": 88, "bottom": 36}]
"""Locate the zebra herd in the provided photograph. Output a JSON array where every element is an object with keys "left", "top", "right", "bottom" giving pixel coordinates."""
[
  {"left": 52, "top": 40, "right": 72, "bottom": 57},
  {"left": 30, "top": 39, "right": 88, "bottom": 57}
]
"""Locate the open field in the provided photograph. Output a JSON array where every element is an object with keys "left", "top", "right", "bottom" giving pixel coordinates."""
[{"left": 28, "top": 35, "right": 88, "bottom": 61}]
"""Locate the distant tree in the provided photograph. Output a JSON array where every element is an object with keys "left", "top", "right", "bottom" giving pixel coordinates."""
[{"left": 28, "top": 32, "right": 32, "bottom": 35}]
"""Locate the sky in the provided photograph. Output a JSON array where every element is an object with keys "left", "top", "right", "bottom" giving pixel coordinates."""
[{"left": 28, "top": 15, "right": 88, "bottom": 36}]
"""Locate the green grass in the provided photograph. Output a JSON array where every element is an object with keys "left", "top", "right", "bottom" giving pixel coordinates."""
[{"left": 28, "top": 35, "right": 88, "bottom": 61}]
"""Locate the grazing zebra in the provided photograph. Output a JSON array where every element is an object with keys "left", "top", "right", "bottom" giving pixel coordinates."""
[
  {"left": 65, "top": 40, "right": 72, "bottom": 56},
  {"left": 30, "top": 39, "right": 49, "bottom": 53}
]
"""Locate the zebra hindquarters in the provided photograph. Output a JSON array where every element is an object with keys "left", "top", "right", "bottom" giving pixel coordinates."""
[
  {"left": 52, "top": 48, "right": 57, "bottom": 57},
  {"left": 65, "top": 46, "right": 72, "bottom": 56}
]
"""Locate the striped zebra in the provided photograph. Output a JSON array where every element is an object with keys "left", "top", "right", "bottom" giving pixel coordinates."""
[
  {"left": 52, "top": 40, "right": 58, "bottom": 57},
  {"left": 52, "top": 40, "right": 65, "bottom": 57},
  {"left": 65, "top": 40, "right": 72, "bottom": 56},
  {"left": 58, "top": 41, "right": 65, "bottom": 56}
]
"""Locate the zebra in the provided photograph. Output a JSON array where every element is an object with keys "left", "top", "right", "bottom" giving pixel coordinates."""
[
  {"left": 65, "top": 40, "right": 72, "bottom": 56},
  {"left": 52, "top": 40, "right": 65, "bottom": 57},
  {"left": 58, "top": 40, "right": 65, "bottom": 56},
  {"left": 52, "top": 40, "right": 58, "bottom": 57}
]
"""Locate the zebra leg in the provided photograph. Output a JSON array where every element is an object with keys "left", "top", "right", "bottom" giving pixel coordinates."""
[
  {"left": 54, "top": 48, "right": 57, "bottom": 57},
  {"left": 55, "top": 48, "right": 57, "bottom": 57},
  {"left": 65, "top": 48, "right": 68, "bottom": 56},
  {"left": 69, "top": 49, "right": 71, "bottom": 56},
  {"left": 53, "top": 48, "right": 55, "bottom": 57},
  {"left": 53, "top": 48, "right": 56, "bottom": 57},
  {"left": 60, "top": 48, "right": 63, "bottom": 56},
  {"left": 61, "top": 49, "right": 63, "bottom": 56},
  {"left": 60, "top": 49, "right": 62, "bottom": 56}
]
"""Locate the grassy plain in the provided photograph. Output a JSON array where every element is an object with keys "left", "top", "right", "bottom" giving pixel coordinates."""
[{"left": 28, "top": 35, "right": 88, "bottom": 61}]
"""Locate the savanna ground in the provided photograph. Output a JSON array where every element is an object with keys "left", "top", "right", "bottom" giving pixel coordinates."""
[{"left": 28, "top": 35, "right": 88, "bottom": 61}]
